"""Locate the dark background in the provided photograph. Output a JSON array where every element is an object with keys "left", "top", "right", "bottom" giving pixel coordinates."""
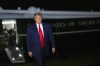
[
  {"left": 0, "top": 0, "right": 100, "bottom": 66},
  {"left": 0, "top": 0, "right": 100, "bottom": 11}
]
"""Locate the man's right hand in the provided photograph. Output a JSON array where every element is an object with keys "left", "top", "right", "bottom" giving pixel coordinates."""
[{"left": 28, "top": 52, "right": 32, "bottom": 57}]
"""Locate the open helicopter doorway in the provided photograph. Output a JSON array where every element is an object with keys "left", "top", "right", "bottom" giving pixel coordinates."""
[{"left": 2, "top": 19, "right": 25, "bottom": 63}]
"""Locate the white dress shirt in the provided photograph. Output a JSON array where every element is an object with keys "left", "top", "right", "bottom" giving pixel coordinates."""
[{"left": 36, "top": 23, "right": 44, "bottom": 36}]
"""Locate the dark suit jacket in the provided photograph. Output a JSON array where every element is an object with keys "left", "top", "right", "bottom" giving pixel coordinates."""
[{"left": 26, "top": 23, "right": 55, "bottom": 56}]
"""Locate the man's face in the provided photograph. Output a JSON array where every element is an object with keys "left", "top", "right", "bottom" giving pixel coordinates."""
[{"left": 34, "top": 15, "right": 42, "bottom": 24}]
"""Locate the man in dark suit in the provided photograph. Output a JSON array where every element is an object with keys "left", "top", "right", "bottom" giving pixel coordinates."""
[{"left": 26, "top": 12, "right": 56, "bottom": 66}]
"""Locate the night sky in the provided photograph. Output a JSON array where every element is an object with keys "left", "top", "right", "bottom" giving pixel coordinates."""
[{"left": 0, "top": 0, "right": 100, "bottom": 11}]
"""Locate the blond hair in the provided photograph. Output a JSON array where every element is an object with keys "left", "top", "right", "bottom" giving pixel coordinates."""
[{"left": 34, "top": 12, "right": 43, "bottom": 18}]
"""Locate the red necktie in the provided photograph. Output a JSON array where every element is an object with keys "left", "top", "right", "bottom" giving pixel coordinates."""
[{"left": 38, "top": 24, "right": 45, "bottom": 48}]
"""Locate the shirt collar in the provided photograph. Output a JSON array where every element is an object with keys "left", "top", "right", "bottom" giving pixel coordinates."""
[{"left": 36, "top": 23, "right": 42, "bottom": 26}]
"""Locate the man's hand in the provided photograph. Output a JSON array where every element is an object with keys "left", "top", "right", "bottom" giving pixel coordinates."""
[
  {"left": 28, "top": 52, "right": 32, "bottom": 57},
  {"left": 52, "top": 48, "right": 56, "bottom": 54}
]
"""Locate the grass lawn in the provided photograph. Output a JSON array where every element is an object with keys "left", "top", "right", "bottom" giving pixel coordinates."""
[{"left": 1, "top": 48, "right": 100, "bottom": 66}]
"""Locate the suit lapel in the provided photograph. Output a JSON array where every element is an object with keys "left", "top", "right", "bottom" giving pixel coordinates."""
[
  {"left": 32, "top": 24, "right": 38, "bottom": 33},
  {"left": 42, "top": 23, "right": 47, "bottom": 44},
  {"left": 31, "top": 24, "right": 39, "bottom": 38},
  {"left": 42, "top": 23, "right": 46, "bottom": 36}
]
